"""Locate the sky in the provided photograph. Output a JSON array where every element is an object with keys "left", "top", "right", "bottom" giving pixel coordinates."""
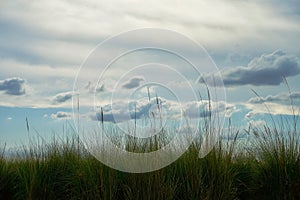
[{"left": 1, "top": 0, "right": 300, "bottom": 149}]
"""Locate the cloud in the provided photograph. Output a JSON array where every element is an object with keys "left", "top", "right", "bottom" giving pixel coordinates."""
[
  {"left": 244, "top": 102, "right": 299, "bottom": 119},
  {"left": 0, "top": 2, "right": 299, "bottom": 111},
  {"left": 16, "top": 2, "right": 300, "bottom": 49},
  {"left": 200, "top": 51, "right": 300, "bottom": 87},
  {"left": 89, "top": 97, "right": 233, "bottom": 123},
  {"left": 1, "top": 0, "right": 300, "bottom": 72},
  {"left": 248, "top": 92, "right": 300, "bottom": 104},
  {"left": 0, "top": 77, "right": 26, "bottom": 95},
  {"left": 0, "top": 59, "right": 76, "bottom": 80},
  {"left": 122, "top": 77, "right": 144, "bottom": 89},
  {"left": 85, "top": 81, "right": 105, "bottom": 93},
  {"left": 183, "top": 101, "right": 235, "bottom": 119},
  {"left": 52, "top": 91, "right": 76, "bottom": 104},
  {"left": 91, "top": 98, "right": 166, "bottom": 123},
  {"left": 51, "top": 111, "right": 72, "bottom": 120}
]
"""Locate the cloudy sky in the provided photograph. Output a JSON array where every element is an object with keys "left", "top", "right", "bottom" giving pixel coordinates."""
[{"left": 1, "top": 0, "right": 300, "bottom": 148}]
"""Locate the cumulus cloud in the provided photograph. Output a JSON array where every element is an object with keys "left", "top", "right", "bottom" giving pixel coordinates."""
[
  {"left": 248, "top": 92, "right": 300, "bottom": 104},
  {"left": 122, "top": 77, "right": 144, "bottom": 89},
  {"left": 52, "top": 91, "right": 76, "bottom": 104},
  {"left": 51, "top": 111, "right": 72, "bottom": 119},
  {"left": 200, "top": 51, "right": 300, "bottom": 87},
  {"left": 91, "top": 98, "right": 166, "bottom": 123},
  {"left": 89, "top": 97, "right": 233, "bottom": 123},
  {"left": 0, "top": 77, "right": 26, "bottom": 95}
]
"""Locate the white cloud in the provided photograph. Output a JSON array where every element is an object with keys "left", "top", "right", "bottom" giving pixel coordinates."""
[
  {"left": 244, "top": 102, "right": 299, "bottom": 118},
  {"left": 248, "top": 92, "right": 300, "bottom": 104},
  {"left": 244, "top": 90, "right": 300, "bottom": 119},
  {"left": 0, "top": 60, "right": 78, "bottom": 108},
  {"left": 51, "top": 111, "right": 72, "bottom": 120},
  {"left": 88, "top": 97, "right": 233, "bottom": 123}
]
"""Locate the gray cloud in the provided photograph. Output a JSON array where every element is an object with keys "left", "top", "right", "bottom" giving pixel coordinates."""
[
  {"left": 0, "top": 77, "right": 26, "bottom": 95},
  {"left": 1, "top": 0, "right": 300, "bottom": 70},
  {"left": 51, "top": 111, "right": 72, "bottom": 119},
  {"left": 52, "top": 91, "right": 75, "bottom": 104},
  {"left": 248, "top": 92, "right": 300, "bottom": 104},
  {"left": 122, "top": 77, "right": 144, "bottom": 89},
  {"left": 200, "top": 50, "right": 300, "bottom": 87}
]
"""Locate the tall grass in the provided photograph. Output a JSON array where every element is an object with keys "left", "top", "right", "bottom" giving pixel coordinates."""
[
  {"left": 1, "top": 91, "right": 300, "bottom": 199},
  {"left": 247, "top": 84, "right": 300, "bottom": 200},
  {"left": 0, "top": 120, "right": 300, "bottom": 199},
  {"left": 246, "top": 119, "right": 300, "bottom": 199}
]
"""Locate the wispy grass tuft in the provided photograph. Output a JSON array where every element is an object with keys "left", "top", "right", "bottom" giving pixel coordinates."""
[{"left": 0, "top": 87, "right": 299, "bottom": 199}]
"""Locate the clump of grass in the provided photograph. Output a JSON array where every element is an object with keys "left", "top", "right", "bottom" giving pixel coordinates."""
[
  {"left": 0, "top": 118, "right": 299, "bottom": 199},
  {"left": 247, "top": 85, "right": 300, "bottom": 200},
  {"left": 0, "top": 86, "right": 299, "bottom": 199},
  {"left": 247, "top": 121, "right": 300, "bottom": 199}
]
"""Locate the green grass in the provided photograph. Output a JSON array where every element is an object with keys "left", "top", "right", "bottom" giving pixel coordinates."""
[
  {"left": 1, "top": 118, "right": 300, "bottom": 200},
  {"left": 1, "top": 86, "right": 300, "bottom": 199}
]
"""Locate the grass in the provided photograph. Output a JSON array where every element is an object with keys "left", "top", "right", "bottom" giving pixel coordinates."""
[
  {"left": 246, "top": 121, "right": 300, "bottom": 199},
  {"left": 1, "top": 87, "right": 300, "bottom": 199},
  {"left": 0, "top": 117, "right": 299, "bottom": 200}
]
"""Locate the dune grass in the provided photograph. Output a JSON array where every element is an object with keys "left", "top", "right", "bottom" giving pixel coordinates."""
[
  {"left": 1, "top": 86, "right": 300, "bottom": 199},
  {"left": 0, "top": 116, "right": 300, "bottom": 200}
]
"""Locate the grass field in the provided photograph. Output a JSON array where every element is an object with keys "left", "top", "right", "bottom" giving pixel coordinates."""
[{"left": 1, "top": 113, "right": 299, "bottom": 200}]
